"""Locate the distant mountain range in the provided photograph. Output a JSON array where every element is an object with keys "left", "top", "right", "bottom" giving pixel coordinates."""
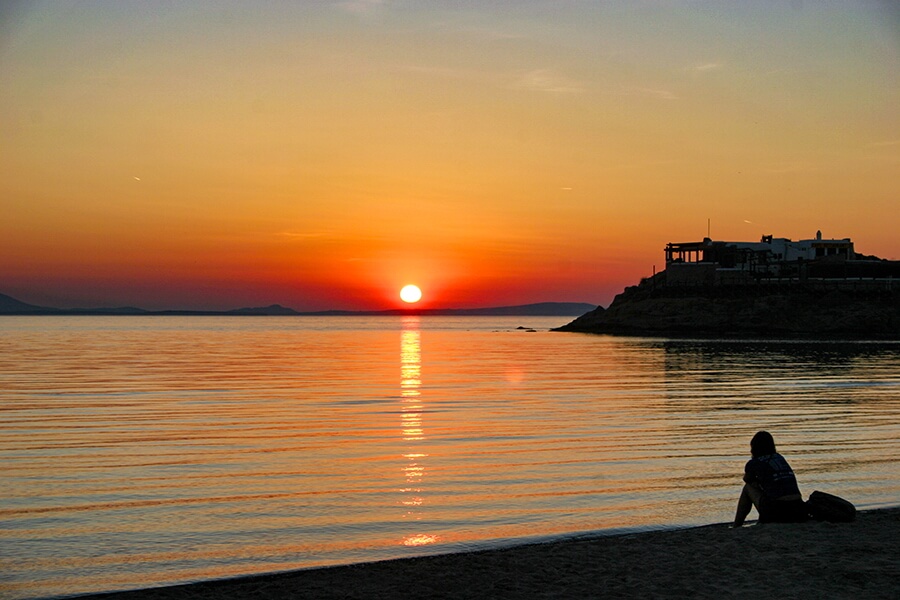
[{"left": 0, "top": 293, "right": 595, "bottom": 317}]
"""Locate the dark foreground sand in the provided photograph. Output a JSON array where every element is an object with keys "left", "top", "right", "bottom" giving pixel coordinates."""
[{"left": 81, "top": 508, "right": 899, "bottom": 600}]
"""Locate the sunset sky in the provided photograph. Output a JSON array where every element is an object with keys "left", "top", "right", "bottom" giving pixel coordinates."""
[{"left": 1, "top": 1, "right": 897, "bottom": 311}]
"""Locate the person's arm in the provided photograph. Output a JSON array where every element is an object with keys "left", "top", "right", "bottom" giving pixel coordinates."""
[{"left": 742, "top": 459, "right": 756, "bottom": 484}]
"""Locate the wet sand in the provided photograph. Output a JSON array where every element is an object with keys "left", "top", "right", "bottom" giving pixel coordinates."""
[{"left": 79, "top": 507, "right": 899, "bottom": 600}]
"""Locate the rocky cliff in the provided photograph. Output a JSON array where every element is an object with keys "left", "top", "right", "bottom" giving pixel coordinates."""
[{"left": 557, "top": 278, "right": 900, "bottom": 339}]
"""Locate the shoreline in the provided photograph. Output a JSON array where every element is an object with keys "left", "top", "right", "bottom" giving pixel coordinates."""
[{"left": 74, "top": 507, "right": 900, "bottom": 600}]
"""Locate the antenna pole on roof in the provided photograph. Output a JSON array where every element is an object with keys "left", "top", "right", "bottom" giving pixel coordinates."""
[{"left": 707, "top": 218, "right": 710, "bottom": 239}]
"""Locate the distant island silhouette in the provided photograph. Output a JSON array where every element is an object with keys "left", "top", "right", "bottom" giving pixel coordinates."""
[
  {"left": 0, "top": 293, "right": 595, "bottom": 318},
  {"left": 557, "top": 231, "right": 899, "bottom": 339}
]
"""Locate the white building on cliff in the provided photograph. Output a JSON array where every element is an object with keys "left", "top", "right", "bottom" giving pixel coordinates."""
[{"left": 664, "top": 231, "right": 857, "bottom": 285}]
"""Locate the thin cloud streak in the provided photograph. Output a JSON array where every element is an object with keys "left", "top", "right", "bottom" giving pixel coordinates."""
[
  {"left": 688, "top": 62, "right": 723, "bottom": 72},
  {"left": 276, "top": 231, "right": 331, "bottom": 239},
  {"left": 621, "top": 86, "right": 678, "bottom": 101},
  {"left": 515, "top": 69, "right": 584, "bottom": 94}
]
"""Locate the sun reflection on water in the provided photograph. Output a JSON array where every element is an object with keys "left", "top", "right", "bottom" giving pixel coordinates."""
[
  {"left": 402, "top": 533, "right": 439, "bottom": 547},
  {"left": 399, "top": 317, "right": 438, "bottom": 548}
]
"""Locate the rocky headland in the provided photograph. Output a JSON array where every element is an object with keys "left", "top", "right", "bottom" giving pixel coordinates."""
[{"left": 557, "top": 275, "right": 900, "bottom": 339}]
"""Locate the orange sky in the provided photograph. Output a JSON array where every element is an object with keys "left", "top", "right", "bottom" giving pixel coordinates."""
[{"left": 1, "top": 1, "right": 898, "bottom": 310}]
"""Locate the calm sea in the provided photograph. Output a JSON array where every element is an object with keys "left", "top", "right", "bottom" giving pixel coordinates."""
[{"left": 2, "top": 316, "right": 899, "bottom": 599}]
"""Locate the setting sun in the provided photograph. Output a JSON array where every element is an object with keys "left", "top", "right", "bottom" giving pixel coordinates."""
[{"left": 400, "top": 285, "right": 422, "bottom": 304}]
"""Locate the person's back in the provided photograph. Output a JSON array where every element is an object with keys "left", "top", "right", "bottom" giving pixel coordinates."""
[
  {"left": 745, "top": 452, "right": 801, "bottom": 501},
  {"left": 733, "top": 431, "right": 807, "bottom": 526}
]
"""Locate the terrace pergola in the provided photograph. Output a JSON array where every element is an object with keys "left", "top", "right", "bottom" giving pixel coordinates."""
[{"left": 665, "top": 241, "right": 709, "bottom": 264}]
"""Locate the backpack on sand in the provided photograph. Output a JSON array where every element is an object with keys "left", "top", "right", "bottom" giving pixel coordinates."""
[{"left": 806, "top": 490, "right": 856, "bottom": 522}]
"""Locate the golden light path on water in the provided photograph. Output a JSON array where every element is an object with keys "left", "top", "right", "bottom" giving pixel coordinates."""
[{"left": 399, "top": 317, "right": 437, "bottom": 548}]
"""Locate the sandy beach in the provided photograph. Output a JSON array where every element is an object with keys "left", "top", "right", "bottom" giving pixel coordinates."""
[{"left": 76, "top": 507, "right": 899, "bottom": 600}]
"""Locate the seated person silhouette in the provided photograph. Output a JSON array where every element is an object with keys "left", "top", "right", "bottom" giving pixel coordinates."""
[{"left": 733, "top": 431, "right": 808, "bottom": 527}]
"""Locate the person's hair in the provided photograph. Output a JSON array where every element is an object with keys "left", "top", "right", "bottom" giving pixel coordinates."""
[{"left": 750, "top": 431, "right": 777, "bottom": 457}]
